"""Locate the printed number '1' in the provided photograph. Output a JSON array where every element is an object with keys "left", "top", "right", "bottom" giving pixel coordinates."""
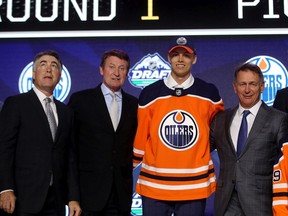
[{"left": 141, "top": 0, "right": 159, "bottom": 20}]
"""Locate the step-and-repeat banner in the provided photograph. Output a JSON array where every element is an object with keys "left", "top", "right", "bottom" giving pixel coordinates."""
[
  {"left": 1, "top": 0, "right": 288, "bottom": 215},
  {"left": 1, "top": 35, "right": 288, "bottom": 215}
]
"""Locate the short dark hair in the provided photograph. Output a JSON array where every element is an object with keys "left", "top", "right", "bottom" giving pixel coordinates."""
[
  {"left": 33, "top": 50, "right": 63, "bottom": 71},
  {"left": 234, "top": 62, "right": 264, "bottom": 83},
  {"left": 100, "top": 49, "right": 130, "bottom": 70}
]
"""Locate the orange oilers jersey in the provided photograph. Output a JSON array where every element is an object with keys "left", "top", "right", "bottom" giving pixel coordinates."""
[
  {"left": 273, "top": 142, "right": 288, "bottom": 215},
  {"left": 133, "top": 78, "right": 224, "bottom": 201}
]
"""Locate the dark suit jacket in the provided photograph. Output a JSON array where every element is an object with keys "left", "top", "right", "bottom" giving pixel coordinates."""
[
  {"left": 273, "top": 87, "right": 288, "bottom": 113},
  {"left": 0, "top": 90, "right": 79, "bottom": 214},
  {"left": 210, "top": 102, "right": 288, "bottom": 216},
  {"left": 68, "top": 84, "right": 138, "bottom": 212}
]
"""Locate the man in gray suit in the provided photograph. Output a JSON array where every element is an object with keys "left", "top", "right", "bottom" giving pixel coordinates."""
[{"left": 210, "top": 62, "right": 288, "bottom": 216}]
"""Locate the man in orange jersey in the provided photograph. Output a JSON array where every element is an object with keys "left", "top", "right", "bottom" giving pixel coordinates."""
[
  {"left": 210, "top": 62, "right": 288, "bottom": 216},
  {"left": 133, "top": 37, "right": 224, "bottom": 215}
]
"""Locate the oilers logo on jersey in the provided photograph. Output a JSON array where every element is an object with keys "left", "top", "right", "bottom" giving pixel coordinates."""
[{"left": 159, "top": 110, "right": 199, "bottom": 151}]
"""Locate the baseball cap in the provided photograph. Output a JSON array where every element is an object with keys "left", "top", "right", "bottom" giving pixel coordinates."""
[{"left": 168, "top": 37, "right": 196, "bottom": 55}]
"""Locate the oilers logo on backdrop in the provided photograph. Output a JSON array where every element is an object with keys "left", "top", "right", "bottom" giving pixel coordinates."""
[
  {"left": 246, "top": 56, "right": 288, "bottom": 106},
  {"left": 128, "top": 53, "right": 171, "bottom": 89},
  {"left": 159, "top": 110, "right": 199, "bottom": 151},
  {"left": 18, "top": 62, "right": 71, "bottom": 102}
]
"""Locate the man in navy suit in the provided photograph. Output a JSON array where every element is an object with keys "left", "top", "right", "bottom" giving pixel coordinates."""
[
  {"left": 0, "top": 50, "right": 81, "bottom": 216},
  {"left": 210, "top": 62, "right": 288, "bottom": 215},
  {"left": 68, "top": 49, "right": 138, "bottom": 216}
]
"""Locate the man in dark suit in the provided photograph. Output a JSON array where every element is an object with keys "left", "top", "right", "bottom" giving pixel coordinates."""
[
  {"left": 273, "top": 87, "right": 288, "bottom": 113},
  {"left": 68, "top": 49, "right": 138, "bottom": 216},
  {"left": 210, "top": 62, "right": 288, "bottom": 216},
  {"left": 0, "top": 50, "right": 81, "bottom": 216}
]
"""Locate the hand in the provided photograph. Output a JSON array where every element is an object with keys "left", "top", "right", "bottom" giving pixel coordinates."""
[
  {"left": 0, "top": 191, "right": 16, "bottom": 214},
  {"left": 68, "top": 201, "right": 81, "bottom": 216}
]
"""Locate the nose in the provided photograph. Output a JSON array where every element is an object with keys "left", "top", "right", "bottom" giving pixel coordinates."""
[
  {"left": 178, "top": 54, "right": 184, "bottom": 61},
  {"left": 114, "top": 68, "right": 121, "bottom": 76},
  {"left": 46, "top": 64, "right": 52, "bottom": 72},
  {"left": 244, "top": 85, "right": 251, "bottom": 92}
]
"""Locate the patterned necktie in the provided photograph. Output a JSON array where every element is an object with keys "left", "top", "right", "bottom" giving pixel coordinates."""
[
  {"left": 45, "top": 97, "right": 57, "bottom": 141},
  {"left": 110, "top": 93, "right": 118, "bottom": 131},
  {"left": 237, "top": 110, "right": 250, "bottom": 156}
]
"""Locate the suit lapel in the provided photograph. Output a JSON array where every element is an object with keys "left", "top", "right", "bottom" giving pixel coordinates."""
[
  {"left": 54, "top": 99, "right": 63, "bottom": 143},
  {"left": 242, "top": 103, "right": 269, "bottom": 155},
  {"left": 246, "top": 103, "right": 269, "bottom": 143},
  {"left": 226, "top": 107, "right": 238, "bottom": 155},
  {"left": 27, "top": 90, "right": 54, "bottom": 142},
  {"left": 118, "top": 90, "right": 128, "bottom": 130},
  {"left": 93, "top": 85, "right": 115, "bottom": 131}
]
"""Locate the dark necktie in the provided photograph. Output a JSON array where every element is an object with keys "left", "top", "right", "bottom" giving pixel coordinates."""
[
  {"left": 237, "top": 110, "right": 250, "bottom": 156},
  {"left": 45, "top": 97, "right": 57, "bottom": 141},
  {"left": 110, "top": 93, "right": 118, "bottom": 131}
]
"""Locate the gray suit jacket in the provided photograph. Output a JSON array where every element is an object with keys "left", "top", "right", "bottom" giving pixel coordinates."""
[{"left": 210, "top": 102, "right": 288, "bottom": 216}]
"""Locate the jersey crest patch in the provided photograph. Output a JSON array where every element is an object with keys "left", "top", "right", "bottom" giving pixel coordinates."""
[{"left": 159, "top": 110, "right": 199, "bottom": 151}]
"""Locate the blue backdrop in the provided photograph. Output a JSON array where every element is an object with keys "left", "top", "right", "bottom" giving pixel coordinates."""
[{"left": 1, "top": 35, "right": 288, "bottom": 215}]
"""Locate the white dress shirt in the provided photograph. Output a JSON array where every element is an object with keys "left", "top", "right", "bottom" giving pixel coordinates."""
[
  {"left": 101, "top": 83, "right": 122, "bottom": 122},
  {"left": 230, "top": 100, "right": 262, "bottom": 150},
  {"left": 33, "top": 86, "right": 58, "bottom": 125}
]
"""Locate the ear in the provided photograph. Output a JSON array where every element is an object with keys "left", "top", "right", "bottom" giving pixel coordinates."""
[
  {"left": 100, "top": 66, "right": 104, "bottom": 75},
  {"left": 168, "top": 55, "right": 171, "bottom": 63},
  {"left": 192, "top": 56, "right": 197, "bottom": 64},
  {"left": 232, "top": 82, "right": 237, "bottom": 93},
  {"left": 260, "top": 82, "right": 265, "bottom": 93}
]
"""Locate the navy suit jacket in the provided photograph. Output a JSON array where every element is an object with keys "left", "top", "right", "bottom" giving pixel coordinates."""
[
  {"left": 210, "top": 102, "right": 288, "bottom": 216},
  {"left": 0, "top": 90, "right": 79, "bottom": 214},
  {"left": 68, "top": 84, "right": 138, "bottom": 212}
]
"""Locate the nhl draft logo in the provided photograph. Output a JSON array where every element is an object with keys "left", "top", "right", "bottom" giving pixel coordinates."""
[
  {"left": 131, "top": 193, "right": 142, "bottom": 216},
  {"left": 159, "top": 110, "right": 199, "bottom": 151},
  {"left": 128, "top": 53, "right": 171, "bottom": 89},
  {"left": 246, "top": 56, "right": 288, "bottom": 106},
  {"left": 18, "top": 62, "right": 71, "bottom": 102}
]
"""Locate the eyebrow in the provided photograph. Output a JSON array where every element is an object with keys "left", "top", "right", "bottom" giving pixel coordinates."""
[{"left": 39, "top": 60, "right": 59, "bottom": 66}]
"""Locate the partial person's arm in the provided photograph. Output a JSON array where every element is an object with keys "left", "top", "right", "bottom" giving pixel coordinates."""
[
  {"left": 273, "top": 115, "right": 288, "bottom": 215},
  {"left": 0, "top": 191, "right": 16, "bottom": 214},
  {"left": 133, "top": 104, "right": 148, "bottom": 168},
  {"left": 209, "top": 117, "right": 217, "bottom": 152},
  {"left": 273, "top": 90, "right": 288, "bottom": 113},
  {"left": 66, "top": 109, "right": 81, "bottom": 211},
  {"left": 68, "top": 201, "right": 81, "bottom": 216},
  {"left": 273, "top": 142, "right": 288, "bottom": 215},
  {"left": 0, "top": 97, "right": 20, "bottom": 214}
]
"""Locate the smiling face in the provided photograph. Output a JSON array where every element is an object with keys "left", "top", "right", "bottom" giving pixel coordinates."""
[
  {"left": 100, "top": 55, "right": 129, "bottom": 92},
  {"left": 168, "top": 47, "right": 197, "bottom": 84},
  {"left": 32, "top": 55, "right": 61, "bottom": 96},
  {"left": 233, "top": 69, "right": 264, "bottom": 109}
]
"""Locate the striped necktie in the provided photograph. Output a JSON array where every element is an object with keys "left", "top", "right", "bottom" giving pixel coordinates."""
[
  {"left": 45, "top": 97, "right": 57, "bottom": 141},
  {"left": 110, "top": 93, "right": 118, "bottom": 131}
]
